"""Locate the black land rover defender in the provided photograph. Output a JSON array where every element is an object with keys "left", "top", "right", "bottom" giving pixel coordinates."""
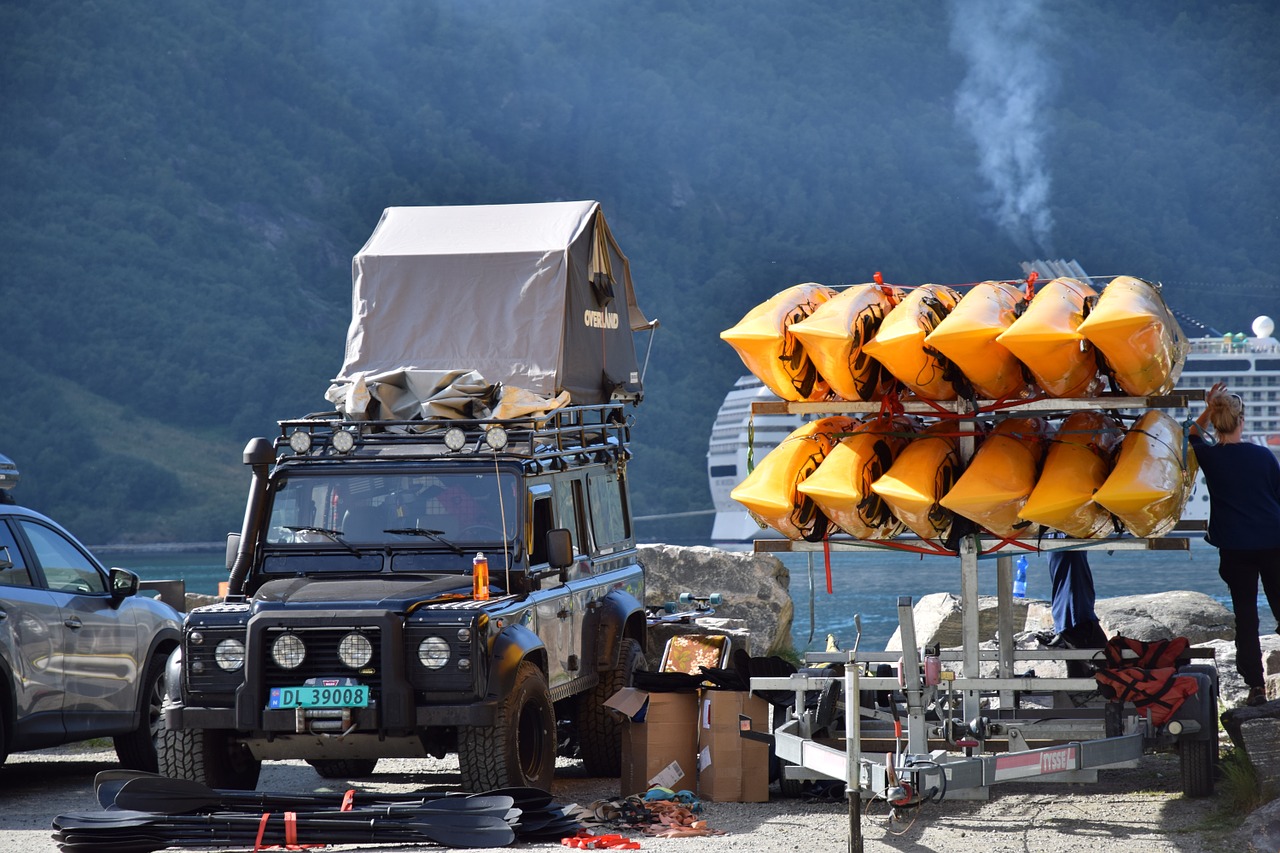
[{"left": 159, "top": 404, "right": 647, "bottom": 790}]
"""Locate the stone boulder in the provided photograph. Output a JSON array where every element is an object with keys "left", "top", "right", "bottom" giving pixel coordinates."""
[
  {"left": 1096, "top": 591, "right": 1234, "bottom": 644},
  {"left": 639, "top": 544, "right": 792, "bottom": 656},
  {"left": 885, "top": 593, "right": 1053, "bottom": 651}
]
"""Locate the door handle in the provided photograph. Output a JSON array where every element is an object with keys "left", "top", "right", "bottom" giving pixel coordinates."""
[{"left": 64, "top": 617, "right": 82, "bottom": 629}]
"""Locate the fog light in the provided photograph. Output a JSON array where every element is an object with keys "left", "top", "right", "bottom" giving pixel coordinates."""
[
  {"left": 331, "top": 429, "right": 355, "bottom": 454},
  {"left": 418, "top": 637, "right": 450, "bottom": 669},
  {"left": 337, "top": 632, "right": 373, "bottom": 668},
  {"left": 458, "top": 657, "right": 472, "bottom": 671},
  {"left": 288, "top": 431, "right": 312, "bottom": 454},
  {"left": 271, "top": 633, "right": 306, "bottom": 669},
  {"left": 484, "top": 426, "right": 508, "bottom": 450},
  {"left": 215, "top": 638, "right": 245, "bottom": 671},
  {"left": 443, "top": 428, "right": 467, "bottom": 451}
]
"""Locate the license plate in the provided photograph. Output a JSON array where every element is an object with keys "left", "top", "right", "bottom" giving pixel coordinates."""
[{"left": 269, "top": 684, "right": 369, "bottom": 709}]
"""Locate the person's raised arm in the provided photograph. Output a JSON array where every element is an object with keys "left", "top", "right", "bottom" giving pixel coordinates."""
[{"left": 1191, "top": 382, "right": 1228, "bottom": 437}]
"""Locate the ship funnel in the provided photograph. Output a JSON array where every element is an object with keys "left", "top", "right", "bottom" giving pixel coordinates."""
[{"left": 1253, "top": 316, "right": 1275, "bottom": 339}]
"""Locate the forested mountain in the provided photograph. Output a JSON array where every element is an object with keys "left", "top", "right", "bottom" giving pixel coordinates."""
[{"left": 1, "top": 0, "right": 1277, "bottom": 544}]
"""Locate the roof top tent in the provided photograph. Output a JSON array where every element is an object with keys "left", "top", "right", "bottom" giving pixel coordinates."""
[{"left": 331, "top": 201, "right": 651, "bottom": 410}]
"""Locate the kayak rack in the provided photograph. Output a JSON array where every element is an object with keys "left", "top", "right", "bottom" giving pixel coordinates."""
[{"left": 746, "top": 394, "right": 1215, "bottom": 853}]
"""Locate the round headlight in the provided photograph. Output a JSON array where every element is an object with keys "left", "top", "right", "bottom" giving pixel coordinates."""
[
  {"left": 457, "top": 627, "right": 472, "bottom": 643},
  {"left": 418, "top": 637, "right": 450, "bottom": 669},
  {"left": 288, "top": 430, "right": 312, "bottom": 454},
  {"left": 271, "top": 633, "right": 306, "bottom": 669},
  {"left": 484, "top": 426, "right": 508, "bottom": 451},
  {"left": 443, "top": 427, "right": 467, "bottom": 451},
  {"left": 331, "top": 429, "right": 356, "bottom": 454},
  {"left": 215, "top": 638, "right": 245, "bottom": 671},
  {"left": 337, "top": 632, "right": 374, "bottom": 669}
]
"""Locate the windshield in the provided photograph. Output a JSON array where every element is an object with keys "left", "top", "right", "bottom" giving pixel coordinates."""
[{"left": 265, "top": 470, "right": 520, "bottom": 548}]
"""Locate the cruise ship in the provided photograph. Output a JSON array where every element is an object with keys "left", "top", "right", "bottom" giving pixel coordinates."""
[{"left": 707, "top": 315, "right": 1280, "bottom": 547}]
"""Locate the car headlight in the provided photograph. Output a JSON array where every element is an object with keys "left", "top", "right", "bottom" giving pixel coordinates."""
[
  {"left": 271, "top": 633, "right": 306, "bottom": 669},
  {"left": 214, "top": 638, "right": 245, "bottom": 671},
  {"left": 337, "top": 632, "right": 374, "bottom": 669},
  {"left": 418, "top": 637, "right": 450, "bottom": 669}
]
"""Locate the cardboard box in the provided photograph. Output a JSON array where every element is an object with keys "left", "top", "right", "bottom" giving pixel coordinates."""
[
  {"left": 605, "top": 688, "right": 698, "bottom": 796},
  {"left": 696, "top": 689, "right": 770, "bottom": 802}
]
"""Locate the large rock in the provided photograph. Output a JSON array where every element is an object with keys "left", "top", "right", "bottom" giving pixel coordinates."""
[
  {"left": 885, "top": 593, "right": 1053, "bottom": 651},
  {"left": 639, "top": 544, "right": 792, "bottom": 656},
  {"left": 1096, "top": 591, "right": 1234, "bottom": 643}
]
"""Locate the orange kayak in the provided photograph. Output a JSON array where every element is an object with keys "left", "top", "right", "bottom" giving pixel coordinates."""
[
  {"left": 996, "top": 277, "right": 1103, "bottom": 398},
  {"left": 925, "top": 281, "right": 1032, "bottom": 400},
  {"left": 721, "top": 283, "right": 836, "bottom": 401},
  {"left": 730, "top": 416, "right": 860, "bottom": 540},
  {"left": 790, "top": 283, "right": 904, "bottom": 402},
  {"left": 862, "top": 284, "right": 964, "bottom": 400},
  {"left": 1077, "top": 275, "right": 1189, "bottom": 396},
  {"left": 939, "top": 417, "right": 1048, "bottom": 538},
  {"left": 1019, "top": 411, "right": 1124, "bottom": 537},
  {"left": 870, "top": 421, "right": 962, "bottom": 541},
  {"left": 1091, "top": 410, "right": 1197, "bottom": 537},
  {"left": 797, "top": 415, "right": 915, "bottom": 539}
]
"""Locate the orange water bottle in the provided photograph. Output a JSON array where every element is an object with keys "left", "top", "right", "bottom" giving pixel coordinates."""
[{"left": 472, "top": 552, "right": 490, "bottom": 601}]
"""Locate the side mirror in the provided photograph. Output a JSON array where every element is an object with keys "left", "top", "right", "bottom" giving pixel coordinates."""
[
  {"left": 225, "top": 533, "right": 240, "bottom": 571},
  {"left": 109, "top": 567, "right": 139, "bottom": 603},
  {"left": 546, "top": 528, "right": 573, "bottom": 572}
]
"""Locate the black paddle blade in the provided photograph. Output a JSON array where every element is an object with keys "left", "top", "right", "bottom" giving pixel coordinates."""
[{"left": 92, "top": 769, "right": 167, "bottom": 810}]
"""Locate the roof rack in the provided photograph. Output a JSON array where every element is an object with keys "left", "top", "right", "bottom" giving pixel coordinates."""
[{"left": 275, "top": 402, "right": 630, "bottom": 470}]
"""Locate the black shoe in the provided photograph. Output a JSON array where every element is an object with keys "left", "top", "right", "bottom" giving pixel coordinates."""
[
  {"left": 1247, "top": 686, "right": 1268, "bottom": 707},
  {"left": 1036, "top": 631, "right": 1073, "bottom": 649}
]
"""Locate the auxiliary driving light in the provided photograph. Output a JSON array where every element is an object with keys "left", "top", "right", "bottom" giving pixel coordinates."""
[
  {"left": 331, "top": 429, "right": 356, "bottom": 454},
  {"left": 215, "top": 638, "right": 246, "bottom": 671},
  {"left": 271, "top": 633, "right": 306, "bottom": 669},
  {"left": 418, "top": 637, "right": 450, "bottom": 669},
  {"left": 288, "top": 430, "right": 312, "bottom": 454},
  {"left": 337, "top": 632, "right": 374, "bottom": 669},
  {"left": 483, "top": 426, "right": 508, "bottom": 450},
  {"left": 443, "top": 427, "right": 467, "bottom": 452}
]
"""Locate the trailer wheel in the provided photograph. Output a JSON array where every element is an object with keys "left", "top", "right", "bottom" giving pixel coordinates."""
[{"left": 1180, "top": 738, "right": 1215, "bottom": 798}]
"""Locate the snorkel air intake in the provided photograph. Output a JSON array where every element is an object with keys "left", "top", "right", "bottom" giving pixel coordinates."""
[{"left": 226, "top": 437, "right": 276, "bottom": 599}]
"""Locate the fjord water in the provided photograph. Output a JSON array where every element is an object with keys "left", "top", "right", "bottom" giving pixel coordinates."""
[{"left": 111, "top": 539, "right": 1274, "bottom": 654}]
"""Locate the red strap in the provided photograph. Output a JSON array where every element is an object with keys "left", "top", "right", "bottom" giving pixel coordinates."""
[
  {"left": 285, "top": 811, "right": 297, "bottom": 848},
  {"left": 254, "top": 813, "right": 271, "bottom": 852},
  {"left": 340, "top": 789, "right": 355, "bottom": 811},
  {"left": 1024, "top": 270, "right": 1039, "bottom": 300},
  {"left": 823, "top": 536, "right": 833, "bottom": 594}
]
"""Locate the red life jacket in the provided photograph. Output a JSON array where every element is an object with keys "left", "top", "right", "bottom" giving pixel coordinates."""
[
  {"left": 1103, "top": 635, "right": 1191, "bottom": 670},
  {"left": 1094, "top": 665, "right": 1199, "bottom": 725}
]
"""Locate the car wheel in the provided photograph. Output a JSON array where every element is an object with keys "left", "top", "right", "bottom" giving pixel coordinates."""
[
  {"left": 576, "top": 637, "right": 646, "bottom": 776},
  {"left": 114, "top": 653, "right": 167, "bottom": 771},
  {"left": 306, "top": 758, "right": 379, "bottom": 779},
  {"left": 458, "top": 661, "right": 555, "bottom": 791},
  {"left": 157, "top": 725, "right": 261, "bottom": 790}
]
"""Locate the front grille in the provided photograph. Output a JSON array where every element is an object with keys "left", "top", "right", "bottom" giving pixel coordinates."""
[{"left": 261, "top": 627, "right": 383, "bottom": 698}]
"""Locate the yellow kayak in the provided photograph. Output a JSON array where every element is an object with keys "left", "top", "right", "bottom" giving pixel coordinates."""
[
  {"left": 939, "top": 417, "right": 1048, "bottom": 538},
  {"left": 1091, "top": 410, "right": 1197, "bottom": 537},
  {"left": 995, "top": 277, "right": 1103, "bottom": 398},
  {"left": 1018, "top": 411, "right": 1124, "bottom": 537},
  {"left": 1077, "top": 275, "right": 1189, "bottom": 396},
  {"left": 730, "top": 416, "right": 860, "bottom": 540},
  {"left": 870, "top": 421, "right": 962, "bottom": 541},
  {"left": 862, "top": 284, "right": 964, "bottom": 400},
  {"left": 797, "top": 415, "right": 915, "bottom": 539},
  {"left": 924, "top": 281, "right": 1032, "bottom": 400},
  {"left": 721, "top": 282, "right": 837, "bottom": 401},
  {"left": 790, "top": 283, "right": 904, "bottom": 402}
]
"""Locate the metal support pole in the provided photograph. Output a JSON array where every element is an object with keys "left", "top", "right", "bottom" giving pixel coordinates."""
[{"left": 846, "top": 615, "right": 863, "bottom": 853}]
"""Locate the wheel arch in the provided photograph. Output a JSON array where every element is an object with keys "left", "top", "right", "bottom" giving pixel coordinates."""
[
  {"left": 485, "top": 623, "right": 548, "bottom": 703},
  {"left": 583, "top": 588, "right": 646, "bottom": 672}
]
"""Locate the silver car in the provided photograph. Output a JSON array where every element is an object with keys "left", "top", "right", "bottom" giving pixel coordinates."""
[{"left": 0, "top": 481, "right": 182, "bottom": 771}]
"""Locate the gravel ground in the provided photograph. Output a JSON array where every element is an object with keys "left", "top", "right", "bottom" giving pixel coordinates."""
[{"left": 0, "top": 743, "right": 1231, "bottom": 853}]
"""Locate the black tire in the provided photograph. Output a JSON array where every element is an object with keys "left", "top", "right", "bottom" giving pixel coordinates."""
[
  {"left": 306, "top": 758, "right": 379, "bottom": 779},
  {"left": 1180, "top": 737, "right": 1215, "bottom": 798},
  {"left": 157, "top": 726, "right": 261, "bottom": 790},
  {"left": 114, "top": 653, "right": 167, "bottom": 772},
  {"left": 458, "top": 661, "right": 555, "bottom": 792},
  {"left": 577, "top": 637, "right": 646, "bottom": 776}
]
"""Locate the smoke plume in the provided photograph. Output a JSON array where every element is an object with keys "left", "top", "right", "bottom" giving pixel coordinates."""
[{"left": 948, "top": 0, "right": 1057, "bottom": 253}]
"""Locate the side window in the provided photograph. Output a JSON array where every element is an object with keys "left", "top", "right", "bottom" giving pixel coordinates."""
[
  {"left": 553, "top": 477, "right": 592, "bottom": 555},
  {"left": 587, "top": 471, "right": 629, "bottom": 549},
  {"left": 528, "top": 485, "right": 553, "bottom": 566},
  {"left": 19, "top": 520, "right": 107, "bottom": 594},
  {"left": 0, "top": 521, "right": 33, "bottom": 587}
]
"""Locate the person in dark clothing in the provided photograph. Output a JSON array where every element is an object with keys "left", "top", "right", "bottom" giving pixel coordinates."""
[
  {"left": 1189, "top": 381, "right": 1280, "bottom": 706},
  {"left": 1044, "top": 549, "right": 1109, "bottom": 678}
]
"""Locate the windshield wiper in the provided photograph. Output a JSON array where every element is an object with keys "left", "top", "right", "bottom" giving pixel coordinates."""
[
  {"left": 284, "top": 526, "right": 364, "bottom": 557},
  {"left": 383, "top": 528, "right": 465, "bottom": 555}
]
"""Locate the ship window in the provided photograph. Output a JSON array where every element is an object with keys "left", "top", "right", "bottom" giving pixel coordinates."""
[
  {"left": 1184, "top": 359, "right": 1251, "bottom": 372},
  {"left": 709, "top": 465, "right": 737, "bottom": 478},
  {"left": 1256, "top": 360, "right": 1280, "bottom": 372}
]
